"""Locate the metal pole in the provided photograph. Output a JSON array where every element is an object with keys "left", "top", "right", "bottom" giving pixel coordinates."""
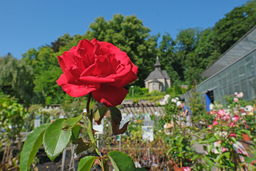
[
  {"left": 69, "top": 144, "right": 76, "bottom": 171},
  {"left": 97, "top": 134, "right": 99, "bottom": 149},
  {"left": 61, "top": 148, "right": 66, "bottom": 171}
]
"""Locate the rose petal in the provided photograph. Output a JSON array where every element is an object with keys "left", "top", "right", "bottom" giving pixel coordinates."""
[
  {"left": 80, "top": 76, "right": 115, "bottom": 84},
  {"left": 92, "top": 86, "right": 128, "bottom": 107},
  {"left": 57, "top": 56, "right": 77, "bottom": 82},
  {"left": 77, "top": 39, "right": 94, "bottom": 54},
  {"left": 57, "top": 74, "right": 98, "bottom": 97}
]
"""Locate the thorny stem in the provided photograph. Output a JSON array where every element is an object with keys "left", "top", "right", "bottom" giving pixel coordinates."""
[{"left": 86, "top": 93, "right": 101, "bottom": 157}]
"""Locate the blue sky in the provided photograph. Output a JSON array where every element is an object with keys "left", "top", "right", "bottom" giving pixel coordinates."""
[{"left": 0, "top": 0, "right": 249, "bottom": 59}]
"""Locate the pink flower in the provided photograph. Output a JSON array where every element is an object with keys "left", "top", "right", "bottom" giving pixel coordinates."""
[
  {"left": 183, "top": 167, "right": 191, "bottom": 171},
  {"left": 222, "top": 115, "right": 230, "bottom": 121},
  {"left": 234, "top": 98, "right": 239, "bottom": 102},
  {"left": 229, "top": 122, "right": 235, "bottom": 127},
  {"left": 221, "top": 147, "right": 229, "bottom": 153},
  {"left": 228, "top": 133, "right": 236, "bottom": 138},
  {"left": 213, "top": 119, "right": 218, "bottom": 126},
  {"left": 208, "top": 125, "right": 213, "bottom": 129},
  {"left": 232, "top": 115, "right": 239, "bottom": 122},
  {"left": 217, "top": 109, "right": 225, "bottom": 117},
  {"left": 210, "top": 110, "right": 216, "bottom": 115},
  {"left": 244, "top": 124, "right": 249, "bottom": 129},
  {"left": 158, "top": 130, "right": 162, "bottom": 133}
]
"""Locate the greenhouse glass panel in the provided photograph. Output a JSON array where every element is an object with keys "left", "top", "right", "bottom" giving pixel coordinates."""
[
  {"left": 253, "top": 50, "right": 256, "bottom": 70},
  {"left": 238, "top": 59, "right": 246, "bottom": 81},
  {"left": 219, "top": 88, "right": 224, "bottom": 104},
  {"left": 248, "top": 77, "right": 256, "bottom": 101},
  {"left": 226, "top": 67, "right": 232, "bottom": 85},
  {"left": 231, "top": 63, "right": 239, "bottom": 83},
  {"left": 227, "top": 85, "right": 233, "bottom": 96},
  {"left": 233, "top": 83, "right": 240, "bottom": 94},
  {"left": 214, "top": 90, "right": 219, "bottom": 103},
  {"left": 245, "top": 53, "right": 254, "bottom": 78},
  {"left": 221, "top": 70, "right": 227, "bottom": 88},
  {"left": 216, "top": 74, "right": 221, "bottom": 88},
  {"left": 224, "top": 87, "right": 229, "bottom": 97},
  {"left": 240, "top": 80, "right": 249, "bottom": 100},
  {"left": 211, "top": 77, "right": 217, "bottom": 88}
]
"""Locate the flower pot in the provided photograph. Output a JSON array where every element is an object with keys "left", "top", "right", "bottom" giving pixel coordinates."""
[
  {"left": 242, "top": 133, "right": 251, "bottom": 141},
  {"left": 173, "top": 166, "right": 183, "bottom": 171}
]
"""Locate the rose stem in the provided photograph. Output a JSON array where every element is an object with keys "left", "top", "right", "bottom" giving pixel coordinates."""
[{"left": 86, "top": 92, "right": 101, "bottom": 156}]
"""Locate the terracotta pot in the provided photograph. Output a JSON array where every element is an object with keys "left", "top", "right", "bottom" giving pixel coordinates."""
[
  {"left": 242, "top": 133, "right": 251, "bottom": 141},
  {"left": 173, "top": 166, "right": 183, "bottom": 171}
]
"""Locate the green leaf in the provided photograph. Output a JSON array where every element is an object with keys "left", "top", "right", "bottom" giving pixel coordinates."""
[
  {"left": 230, "top": 137, "right": 237, "bottom": 143},
  {"left": 178, "top": 146, "right": 182, "bottom": 153},
  {"left": 223, "top": 152, "right": 230, "bottom": 158},
  {"left": 107, "top": 151, "right": 136, "bottom": 171},
  {"left": 63, "top": 115, "right": 83, "bottom": 130},
  {"left": 207, "top": 144, "right": 213, "bottom": 153},
  {"left": 204, "top": 156, "right": 213, "bottom": 169},
  {"left": 215, "top": 153, "right": 225, "bottom": 163},
  {"left": 245, "top": 157, "right": 254, "bottom": 163},
  {"left": 74, "top": 138, "right": 92, "bottom": 155},
  {"left": 167, "top": 146, "right": 177, "bottom": 155},
  {"left": 109, "top": 107, "right": 122, "bottom": 124},
  {"left": 191, "top": 154, "right": 199, "bottom": 161},
  {"left": 77, "top": 156, "right": 96, "bottom": 171},
  {"left": 207, "top": 137, "right": 216, "bottom": 143},
  {"left": 44, "top": 119, "right": 72, "bottom": 161},
  {"left": 20, "top": 123, "right": 50, "bottom": 171},
  {"left": 71, "top": 125, "right": 81, "bottom": 143},
  {"left": 206, "top": 133, "right": 214, "bottom": 139},
  {"left": 190, "top": 139, "right": 196, "bottom": 145},
  {"left": 177, "top": 136, "right": 183, "bottom": 145},
  {"left": 94, "top": 106, "right": 109, "bottom": 124},
  {"left": 238, "top": 129, "right": 251, "bottom": 135},
  {"left": 215, "top": 164, "right": 227, "bottom": 168}
]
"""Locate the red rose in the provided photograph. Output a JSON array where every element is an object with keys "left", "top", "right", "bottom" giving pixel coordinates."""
[{"left": 56, "top": 38, "right": 138, "bottom": 107}]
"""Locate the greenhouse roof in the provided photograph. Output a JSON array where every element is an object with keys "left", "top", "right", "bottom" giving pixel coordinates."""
[{"left": 200, "top": 26, "right": 256, "bottom": 78}]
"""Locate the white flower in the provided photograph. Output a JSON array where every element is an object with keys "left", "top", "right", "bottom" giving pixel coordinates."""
[
  {"left": 239, "top": 92, "right": 244, "bottom": 98},
  {"left": 176, "top": 101, "right": 181, "bottom": 107},
  {"left": 175, "top": 97, "right": 179, "bottom": 100}
]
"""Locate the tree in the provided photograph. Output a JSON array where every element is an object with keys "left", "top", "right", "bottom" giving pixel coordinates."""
[
  {"left": 214, "top": 0, "right": 256, "bottom": 54},
  {"left": 0, "top": 54, "right": 34, "bottom": 105},
  {"left": 51, "top": 33, "right": 74, "bottom": 52},
  {"left": 33, "top": 68, "right": 64, "bottom": 104},
  {"left": 158, "top": 33, "right": 181, "bottom": 85},
  {"left": 175, "top": 28, "right": 203, "bottom": 83},
  {"left": 194, "top": 28, "right": 220, "bottom": 68}
]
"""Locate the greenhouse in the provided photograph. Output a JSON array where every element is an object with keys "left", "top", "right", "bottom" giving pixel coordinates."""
[{"left": 185, "top": 25, "right": 256, "bottom": 111}]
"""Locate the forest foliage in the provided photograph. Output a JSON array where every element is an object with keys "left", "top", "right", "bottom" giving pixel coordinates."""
[{"left": 1, "top": 0, "right": 256, "bottom": 105}]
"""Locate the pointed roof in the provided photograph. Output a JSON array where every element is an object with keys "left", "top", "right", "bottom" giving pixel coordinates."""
[
  {"left": 154, "top": 56, "right": 161, "bottom": 67},
  {"left": 145, "top": 57, "right": 170, "bottom": 81}
]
